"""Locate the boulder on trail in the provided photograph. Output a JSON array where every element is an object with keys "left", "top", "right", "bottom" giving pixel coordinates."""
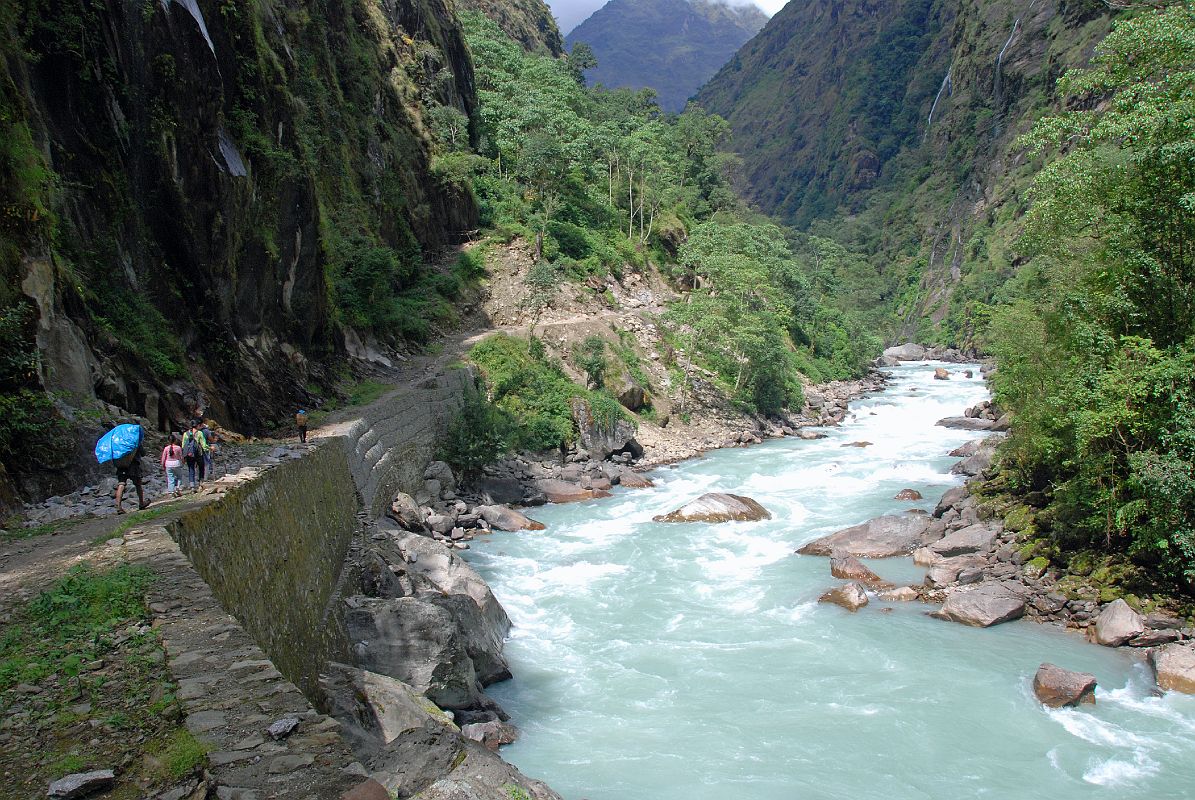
[
  {"left": 797, "top": 515, "right": 929, "bottom": 558},
  {"left": 1033, "top": 663, "right": 1097, "bottom": 708},
  {"left": 1150, "top": 643, "right": 1195, "bottom": 694},
  {"left": 928, "top": 524, "right": 999, "bottom": 557},
  {"left": 476, "top": 505, "right": 546, "bottom": 532},
  {"left": 894, "top": 488, "right": 923, "bottom": 500},
  {"left": 819, "top": 582, "right": 869, "bottom": 611},
  {"left": 653, "top": 493, "right": 771, "bottom": 523},
  {"left": 1091, "top": 599, "right": 1145, "bottom": 647},
  {"left": 830, "top": 555, "right": 894, "bottom": 590},
  {"left": 931, "top": 584, "right": 1026, "bottom": 627}
]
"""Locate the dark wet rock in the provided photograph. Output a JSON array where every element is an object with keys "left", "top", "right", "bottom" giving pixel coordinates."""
[
  {"left": 798, "top": 515, "right": 929, "bottom": 558},
  {"left": 894, "top": 488, "right": 923, "bottom": 500},
  {"left": 830, "top": 555, "right": 894, "bottom": 590},
  {"left": 928, "top": 524, "right": 999, "bottom": 557},
  {"left": 1145, "top": 612, "right": 1187, "bottom": 631},
  {"left": 1151, "top": 643, "right": 1195, "bottom": 694},
  {"left": 47, "top": 771, "right": 116, "bottom": 799},
  {"left": 1033, "top": 663, "right": 1097, "bottom": 708},
  {"left": 476, "top": 505, "right": 545, "bottom": 532},
  {"left": 570, "top": 398, "right": 642, "bottom": 461},
  {"left": 1129, "top": 629, "right": 1181, "bottom": 647},
  {"left": 819, "top": 582, "right": 869, "bottom": 611},
  {"left": 931, "top": 584, "right": 1026, "bottom": 627},
  {"left": 473, "top": 476, "right": 524, "bottom": 506},
  {"left": 654, "top": 493, "right": 771, "bottom": 523},
  {"left": 841, "top": 441, "right": 872, "bottom": 448},
  {"left": 936, "top": 417, "right": 995, "bottom": 431},
  {"left": 1091, "top": 599, "right": 1145, "bottom": 647}
]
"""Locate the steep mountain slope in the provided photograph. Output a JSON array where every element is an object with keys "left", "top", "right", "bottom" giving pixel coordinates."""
[
  {"left": 0, "top": 0, "right": 479, "bottom": 502},
  {"left": 566, "top": 0, "right": 768, "bottom": 112},
  {"left": 456, "top": 0, "right": 565, "bottom": 54},
  {"left": 697, "top": 0, "right": 1113, "bottom": 341}
]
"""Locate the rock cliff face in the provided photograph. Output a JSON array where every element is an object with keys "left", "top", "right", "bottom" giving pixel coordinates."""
[
  {"left": 696, "top": 0, "right": 1113, "bottom": 340},
  {"left": 456, "top": 0, "right": 564, "bottom": 55},
  {"left": 567, "top": 0, "right": 768, "bottom": 112},
  {"left": 0, "top": 0, "right": 485, "bottom": 504}
]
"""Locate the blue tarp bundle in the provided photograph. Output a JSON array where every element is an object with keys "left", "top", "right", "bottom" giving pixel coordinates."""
[{"left": 95, "top": 424, "right": 142, "bottom": 464}]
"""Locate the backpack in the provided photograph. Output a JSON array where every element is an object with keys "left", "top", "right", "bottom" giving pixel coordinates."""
[
  {"left": 296, "top": 412, "right": 308, "bottom": 426},
  {"left": 184, "top": 432, "right": 202, "bottom": 458}
]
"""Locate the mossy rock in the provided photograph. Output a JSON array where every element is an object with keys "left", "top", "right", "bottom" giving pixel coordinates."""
[{"left": 1003, "top": 504, "right": 1034, "bottom": 533}]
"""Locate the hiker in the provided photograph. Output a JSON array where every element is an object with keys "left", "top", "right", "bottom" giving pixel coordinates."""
[
  {"left": 295, "top": 409, "right": 308, "bottom": 443},
  {"left": 181, "top": 420, "right": 208, "bottom": 491},
  {"left": 161, "top": 432, "right": 184, "bottom": 497},
  {"left": 111, "top": 427, "right": 147, "bottom": 514},
  {"left": 199, "top": 420, "right": 218, "bottom": 478}
]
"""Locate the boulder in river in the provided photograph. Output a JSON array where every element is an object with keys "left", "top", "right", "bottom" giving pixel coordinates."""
[
  {"left": 476, "top": 505, "right": 546, "bottom": 532},
  {"left": 882, "top": 343, "right": 928, "bottom": 361},
  {"left": 830, "top": 555, "right": 894, "bottom": 590},
  {"left": 797, "top": 515, "right": 929, "bottom": 558},
  {"left": 951, "top": 439, "right": 1000, "bottom": 477},
  {"left": 536, "top": 479, "right": 612, "bottom": 504},
  {"left": 1091, "top": 599, "right": 1145, "bottom": 647},
  {"left": 949, "top": 440, "right": 980, "bottom": 458},
  {"left": 933, "top": 487, "right": 969, "bottom": 517},
  {"left": 618, "top": 471, "right": 655, "bottom": 489},
  {"left": 878, "top": 586, "right": 921, "bottom": 602},
  {"left": 929, "top": 524, "right": 999, "bottom": 557},
  {"left": 931, "top": 584, "right": 1026, "bottom": 627},
  {"left": 933, "top": 367, "right": 950, "bottom": 380},
  {"left": 654, "top": 493, "right": 771, "bottom": 523},
  {"left": 1033, "top": 663, "right": 1097, "bottom": 708},
  {"left": 819, "top": 582, "right": 869, "bottom": 611},
  {"left": 1150, "top": 643, "right": 1195, "bottom": 694},
  {"left": 894, "top": 488, "right": 923, "bottom": 500},
  {"left": 936, "top": 416, "right": 995, "bottom": 432},
  {"left": 461, "top": 719, "right": 521, "bottom": 751}
]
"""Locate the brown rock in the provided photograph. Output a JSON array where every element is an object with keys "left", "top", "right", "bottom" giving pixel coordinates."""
[
  {"left": 476, "top": 505, "right": 546, "bottom": 532},
  {"left": 878, "top": 586, "right": 921, "bottom": 602},
  {"left": 618, "top": 471, "right": 654, "bottom": 489},
  {"left": 653, "top": 493, "right": 771, "bottom": 523},
  {"left": 841, "top": 441, "right": 873, "bottom": 448},
  {"left": 1033, "top": 663, "right": 1097, "bottom": 708},
  {"left": 830, "top": 555, "right": 894, "bottom": 590},
  {"left": 341, "top": 779, "right": 391, "bottom": 800},
  {"left": 819, "top": 582, "right": 869, "bottom": 611},
  {"left": 537, "top": 479, "right": 611, "bottom": 504},
  {"left": 461, "top": 719, "right": 520, "bottom": 751},
  {"left": 1151, "top": 643, "right": 1195, "bottom": 694},
  {"left": 934, "top": 367, "right": 950, "bottom": 380},
  {"left": 894, "top": 488, "right": 923, "bottom": 500}
]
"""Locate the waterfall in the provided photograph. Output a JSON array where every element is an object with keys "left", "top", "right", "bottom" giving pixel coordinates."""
[
  {"left": 923, "top": 66, "right": 952, "bottom": 142},
  {"left": 160, "top": 0, "right": 217, "bottom": 56}
]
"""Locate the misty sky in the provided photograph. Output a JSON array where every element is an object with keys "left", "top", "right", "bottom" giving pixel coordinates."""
[{"left": 548, "top": 0, "right": 786, "bottom": 36}]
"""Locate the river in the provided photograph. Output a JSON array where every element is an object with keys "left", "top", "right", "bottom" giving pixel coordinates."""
[{"left": 464, "top": 363, "right": 1195, "bottom": 799}]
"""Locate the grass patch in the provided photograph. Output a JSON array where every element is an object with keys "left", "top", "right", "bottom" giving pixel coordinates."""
[
  {"left": 1, "top": 515, "right": 87, "bottom": 542},
  {"left": 92, "top": 503, "right": 184, "bottom": 545},
  {"left": 0, "top": 563, "right": 190, "bottom": 799},
  {"left": 346, "top": 379, "right": 390, "bottom": 407}
]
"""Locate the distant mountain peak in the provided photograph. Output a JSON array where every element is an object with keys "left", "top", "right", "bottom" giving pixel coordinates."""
[{"left": 565, "top": 0, "right": 768, "bottom": 113}]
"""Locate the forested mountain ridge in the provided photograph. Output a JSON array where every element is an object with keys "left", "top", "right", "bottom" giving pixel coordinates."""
[
  {"left": 697, "top": 0, "right": 1113, "bottom": 343},
  {"left": 566, "top": 0, "right": 768, "bottom": 113},
  {"left": 0, "top": 0, "right": 481, "bottom": 502}
]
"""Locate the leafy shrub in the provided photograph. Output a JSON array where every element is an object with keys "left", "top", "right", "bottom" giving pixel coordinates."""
[{"left": 439, "top": 389, "right": 516, "bottom": 477}]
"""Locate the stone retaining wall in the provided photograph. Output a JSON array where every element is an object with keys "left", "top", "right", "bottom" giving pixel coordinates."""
[{"left": 170, "top": 444, "right": 360, "bottom": 697}]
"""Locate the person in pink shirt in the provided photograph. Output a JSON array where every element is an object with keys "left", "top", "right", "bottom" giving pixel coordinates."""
[{"left": 161, "top": 432, "right": 185, "bottom": 497}]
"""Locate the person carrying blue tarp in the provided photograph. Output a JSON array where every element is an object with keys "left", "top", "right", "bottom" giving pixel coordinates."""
[{"left": 95, "top": 423, "right": 148, "bottom": 514}]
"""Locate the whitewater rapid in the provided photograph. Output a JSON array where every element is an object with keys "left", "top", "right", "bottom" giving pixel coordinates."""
[{"left": 464, "top": 363, "right": 1195, "bottom": 800}]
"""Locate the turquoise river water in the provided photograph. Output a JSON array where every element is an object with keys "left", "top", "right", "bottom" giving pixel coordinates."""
[{"left": 464, "top": 363, "right": 1195, "bottom": 800}]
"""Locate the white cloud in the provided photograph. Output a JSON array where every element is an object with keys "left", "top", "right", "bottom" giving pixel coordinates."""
[{"left": 549, "top": 0, "right": 786, "bottom": 36}]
